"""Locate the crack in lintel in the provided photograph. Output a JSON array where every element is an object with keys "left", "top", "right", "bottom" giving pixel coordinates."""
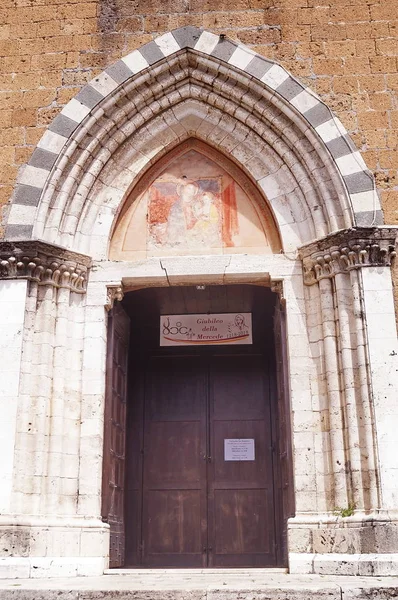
[
  {"left": 159, "top": 259, "right": 171, "bottom": 286},
  {"left": 159, "top": 256, "right": 232, "bottom": 287},
  {"left": 223, "top": 256, "right": 232, "bottom": 284}
]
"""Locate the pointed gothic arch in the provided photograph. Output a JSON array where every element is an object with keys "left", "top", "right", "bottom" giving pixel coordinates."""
[
  {"left": 5, "top": 26, "right": 382, "bottom": 254},
  {"left": 0, "top": 26, "right": 397, "bottom": 580}
]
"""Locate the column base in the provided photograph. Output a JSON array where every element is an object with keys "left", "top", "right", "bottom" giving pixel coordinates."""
[
  {"left": 289, "top": 553, "right": 398, "bottom": 576},
  {"left": 0, "top": 557, "right": 107, "bottom": 578},
  {"left": 288, "top": 514, "right": 398, "bottom": 575},
  {"left": 0, "top": 517, "right": 109, "bottom": 579}
]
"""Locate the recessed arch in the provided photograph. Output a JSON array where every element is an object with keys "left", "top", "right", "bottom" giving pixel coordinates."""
[
  {"left": 5, "top": 27, "right": 382, "bottom": 254},
  {"left": 109, "top": 138, "right": 282, "bottom": 261}
]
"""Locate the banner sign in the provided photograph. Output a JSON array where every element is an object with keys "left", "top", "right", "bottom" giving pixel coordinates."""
[{"left": 160, "top": 313, "right": 252, "bottom": 346}]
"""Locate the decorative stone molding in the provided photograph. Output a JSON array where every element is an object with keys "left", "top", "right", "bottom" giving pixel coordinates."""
[
  {"left": 6, "top": 28, "right": 381, "bottom": 249},
  {"left": 271, "top": 279, "right": 285, "bottom": 304},
  {"left": 105, "top": 285, "right": 124, "bottom": 311},
  {"left": 300, "top": 227, "right": 397, "bottom": 285},
  {"left": 0, "top": 241, "right": 91, "bottom": 293}
]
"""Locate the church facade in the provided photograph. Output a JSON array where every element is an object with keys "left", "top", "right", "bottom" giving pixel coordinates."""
[{"left": 0, "top": 5, "right": 397, "bottom": 579}]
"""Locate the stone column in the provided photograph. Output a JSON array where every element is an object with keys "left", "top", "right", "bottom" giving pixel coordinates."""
[
  {"left": 289, "top": 227, "right": 398, "bottom": 576},
  {"left": 0, "top": 278, "right": 27, "bottom": 516},
  {"left": 0, "top": 241, "right": 108, "bottom": 578}
]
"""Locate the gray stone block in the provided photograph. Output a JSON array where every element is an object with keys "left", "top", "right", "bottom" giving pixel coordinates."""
[
  {"left": 75, "top": 85, "right": 104, "bottom": 110},
  {"left": 106, "top": 60, "right": 134, "bottom": 85},
  {"left": 312, "top": 527, "right": 361, "bottom": 554},
  {"left": 245, "top": 56, "right": 273, "bottom": 79},
  {"left": 344, "top": 170, "right": 374, "bottom": 194},
  {"left": 326, "top": 135, "right": 357, "bottom": 159},
  {"left": 277, "top": 78, "right": 305, "bottom": 101},
  {"left": 355, "top": 210, "right": 384, "bottom": 226},
  {"left": 29, "top": 148, "right": 57, "bottom": 171},
  {"left": 304, "top": 103, "right": 332, "bottom": 127},
  {"left": 211, "top": 39, "right": 237, "bottom": 62},
  {"left": 207, "top": 589, "right": 340, "bottom": 600},
  {"left": 172, "top": 25, "right": 202, "bottom": 49},
  {"left": 13, "top": 184, "right": 42, "bottom": 207},
  {"left": 4, "top": 224, "right": 34, "bottom": 240},
  {"left": 49, "top": 114, "right": 78, "bottom": 138},
  {"left": 139, "top": 41, "right": 166, "bottom": 65}
]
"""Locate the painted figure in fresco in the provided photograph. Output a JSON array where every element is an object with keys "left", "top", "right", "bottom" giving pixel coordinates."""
[
  {"left": 148, "top": 177, "right": 222, "bottom": 250},
  {"left": 166, "top": 180, "right": 200, "bottom": 244}
]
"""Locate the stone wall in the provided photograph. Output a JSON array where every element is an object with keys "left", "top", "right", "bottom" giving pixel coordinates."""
[{"left": 0, "top": 0, "right": 397, "bottom": 309}]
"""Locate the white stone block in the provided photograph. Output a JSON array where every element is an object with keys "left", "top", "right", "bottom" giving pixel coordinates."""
[
  {"left": 194, "top": 30, "right": 219, "bottom": 54},
  {"left": 228, "top": 46, "right": 256, "bottom": 70},
  {"left": 37, "top": 130, "right": 68, "bottom": 154},
  {"left": 350, "top": 189, "right": 381, "bottom": 212},
  {"left": 288, "top": 552, "right": 314, "bottom": 574},
  {"left": 336, "top": 151, "right": 367, "bottom": 175},
  {"left": 313, "top": 553, "right": 361, "bottom": 575},
  {"left": 315, "top": 118, "right": 341, "bottom": 143},
  {"left": 7, "top": 203, "right": 37, "bottom": 225},
  {"left": 0, "top": 557, "right": 30, "bottom": 579},
  {"left": 61, "top": 98, "right": 91, "bottom": 122},
  {"left": 261, "top": 64, "right": 289, "bottom": 89},
  {"left": 122, "top": 50, "right": 149, "bottom": 74},
  {"left": 18, "top": 164, "right": 49, "bottom": 188},
  {"left": 155, "top": 32, "right": 180, "bottom": 56},
  {"left": 291, "top": 90, "right": 319, "bottom": 114},
  {"left": 89, "top": 73, "right": 119, "bottom": 97}
]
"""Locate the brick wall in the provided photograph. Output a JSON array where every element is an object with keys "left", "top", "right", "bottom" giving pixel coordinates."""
[{"left": 0, "top": 0, "right": 397, "bottom": 300}]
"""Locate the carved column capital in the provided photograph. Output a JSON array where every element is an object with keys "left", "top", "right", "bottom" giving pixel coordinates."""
[
  {"left": 271, "top": 279, "right": 285, "bottom": 304},
  {"left": 299, "top": 227, "right": 397, "bottom": 285},
  {"left": 0, "top": 240, "right": 91, "bottom": 293},
  {"left": 105, "top": 285, "right": 124, "bottom": 311}
]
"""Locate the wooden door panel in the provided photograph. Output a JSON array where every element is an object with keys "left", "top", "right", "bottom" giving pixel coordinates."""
[
  {"left": 146, "top": 490, "right": 202, "bottom": 560},
  {"left": 208, "top": 354, "right": 276, "bottom": 567},
  {"left": 214, "top": 489, "right": 273, "bottom": 553},
  {"left": 145, "top": 421, "right": 202, "bottom": 487},
  {"left": 212, "top": 357, "right": 266, "bottom": 420},
  {"left": 141, "top": 356, "right": 207, "bottom": 567}
]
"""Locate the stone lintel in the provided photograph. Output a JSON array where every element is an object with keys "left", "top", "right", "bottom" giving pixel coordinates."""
[
  {"left": 299, "top": 227, "right": 397, "bottom": 285},
  {"left": 0, "top": 240, "right": 92, "bottom": 294}
]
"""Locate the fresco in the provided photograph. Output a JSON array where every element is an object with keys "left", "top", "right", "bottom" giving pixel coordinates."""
[
  {"left": 110, "top": 149, "right": 275, "bottom": 260},
  {"left": 147, "top": 176, "right": 239, "bottom": 250}
]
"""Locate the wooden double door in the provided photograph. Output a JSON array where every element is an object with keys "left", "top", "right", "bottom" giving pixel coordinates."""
[{"left": 126, "top": 352, "right": 277, "bottom": 568}]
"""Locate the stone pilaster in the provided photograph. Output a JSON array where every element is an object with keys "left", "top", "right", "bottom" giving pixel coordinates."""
[
  {"left": 289, "top": 226, "right": 398, "bottom": 576},
  {"left": 0, "top": 241, "right": 108, "bottom": 579}
]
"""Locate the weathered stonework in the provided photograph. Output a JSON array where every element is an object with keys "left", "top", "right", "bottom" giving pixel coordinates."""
[
  {"left": 300, "top": 227, "right": 397, "bottom": 285},
  {"left": 0, "top": 241, "right": 91, "bottom": 293},
  {"left": 0, "top": 23, "right": 396, "bottom": 581},
  {"left": 105, "top": 285, "right": 124, "bottom": 311}
]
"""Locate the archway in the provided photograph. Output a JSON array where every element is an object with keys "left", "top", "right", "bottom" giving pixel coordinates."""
[
  {"left": 0, "top": 27, "right": 397, "bottom": 578},
  {"left": 102, "top": 284, "right": 293, "bottom": 568}
]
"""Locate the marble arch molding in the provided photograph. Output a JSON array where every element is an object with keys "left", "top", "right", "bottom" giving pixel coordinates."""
[{"left": 5, "top": 26, "right": 382, "bottom": 256}]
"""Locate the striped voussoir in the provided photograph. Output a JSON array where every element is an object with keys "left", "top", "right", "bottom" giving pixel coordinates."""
[{"left": 6, "top": 26, "right": 382, "bottom": 241}]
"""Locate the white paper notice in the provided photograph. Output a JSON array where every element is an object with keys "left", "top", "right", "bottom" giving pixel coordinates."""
[{"left": 224, "top": 439, "right": 255, "bottom": 461}]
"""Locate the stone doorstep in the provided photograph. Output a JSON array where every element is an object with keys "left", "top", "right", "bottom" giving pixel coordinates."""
[{"left": 0, "top": 573, "right": 398, "bottom": 599}]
